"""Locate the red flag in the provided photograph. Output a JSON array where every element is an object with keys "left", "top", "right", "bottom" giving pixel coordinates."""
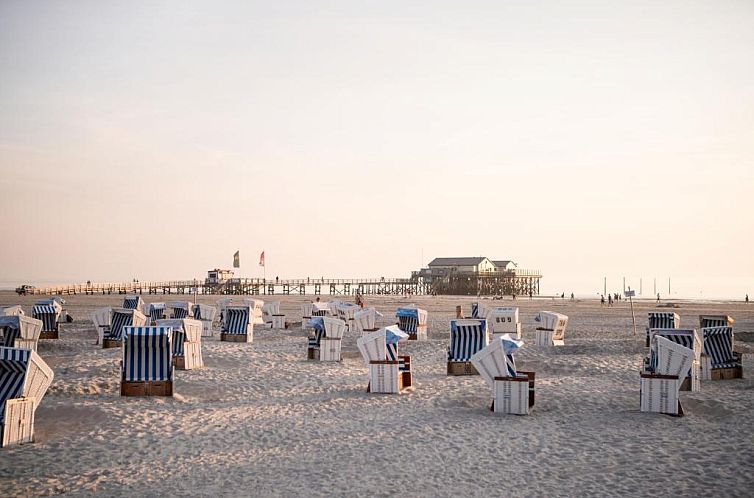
[{"left": 259, "top": 251, "right": 265, "bottom": 267}]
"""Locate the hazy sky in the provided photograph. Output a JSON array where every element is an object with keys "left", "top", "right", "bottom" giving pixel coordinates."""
[{"left": 1, "top": 1, "right": 752, "bottom": 298}]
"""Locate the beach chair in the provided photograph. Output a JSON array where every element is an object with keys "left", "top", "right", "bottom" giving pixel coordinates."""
[
  {"left": 396, "top": 307, "right": 428, "bottom": 340},
  {"left": 471, "top": 334, "right": 534, "bottom": 415},
  {"left": 147, "top": 303, "right": 167, "bottom": 324},
  {"left": 447, "top": 319, "right": 489, "bottom": 376},
  {"left": 640, "top": 335, "right": 695, "bottom": 416},
  {"left": 336, "top": 303, "right": 360, "bottom": 330},
  {"left": 0, "top": 347, "right": 54, "bottom": 447},
  {"left": 169, "top": 301, "right": 193, "bottom": 319},
  {"left": 221, "top": 306, "right": 253, "bottom": 342},
  {"left": 192, "top": 304, "right": 217, "bottom": 337},
  {"left": 91, "top": 307, "right": 111, "bottom": 346},
  {"left": 699, "top": 315, "right": 734, "bottom": 329},
  {"left": 700, "top": 326, "right": 742, "bottom": 381},
  {"left": 312, "top": 302, "right": 330, "bottom": 317},
  {"left": 243, "top": 299, "right": 265, "bottom": 325},
  {"left": 262, "top": 302, "right": 285, "bottom": 329},
  {"left": 645, "top": 328, "right": 701, "bottom": 391},
  {"left": 356, "top": 326, "right": 413, "bottom": 394},
  {"left": 1, "top": 306, "right": 24, "bottom": 317},
  {"left": 121, "top": 326, "right": 174, "bottom": 397},
  {"left": 306, "top": 317, "right": 347, "bottom": 361},
  {"left": 534, "top": 311, "right": 568, "bottom": 346},
  {"left": 122, "top": 295, "right": 144, "bottom": 311},
  {"left": 32, "top": 300, "right": 61, "bottom": 340},
  {"left": 103, "top": 308, "right": 147, "bottom": 349},
  {"left": 486, "top": 307, "right": 521, "bottom": 340},
  {"left": 353, "top": 307, "right": 382, "bottom": 334},
  {"left": 301, "top": 303, "right": 314, "bottom": 333},
  {"left": 156, "top": 319, "right": 203, "bottom": 370},
  {"left": 646, "top": 312, "right": 679, "bottom": 347},
  {"left": 0, "top": 316, "right": 43, "bottom": 352}
]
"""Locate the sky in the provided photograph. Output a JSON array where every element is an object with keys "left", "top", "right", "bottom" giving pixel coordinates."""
[{"left": 1, "top": 0, "right": 753, "bottom": 298}]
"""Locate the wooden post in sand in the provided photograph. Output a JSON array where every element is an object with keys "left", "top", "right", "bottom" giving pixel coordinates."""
[{"left": 625, "top": 288, "right": 636, "bottom": 336}]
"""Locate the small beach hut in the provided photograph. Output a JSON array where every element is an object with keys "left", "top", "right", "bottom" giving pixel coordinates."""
[
  {"left": 121, "top": 326, "right": 174, "bottom": 397},
  {"left": 306, "top": 316, "right": 347, "bottom": 361},
  {"left": 486, "top": 307, "right": 521, "bottom": 340},
  {"left": 0, "top": 316, "right": 42, "bottom": 352},
  {"left": 103, "top": 308, "right": 147, "bottom": 349},
  {"left": 356, "top": 326, "right": 413, "bottom": 394},
  {"left": 534, "top": 311, "right": 568, "bottom": 346},
  {"left": 447, "top": 319, "right": 489, "bottom": 376},
  {"left": 156, "top": 319, "right": 203, "bottom": 370},
  {"left": 471, "top": 335, "right": 534, "bottom": 415},
  {"left": 32, "top": 299, "right": 62, "bottom": 339},
  {"left": 192, "top": 304, "right": 217, "bottom": 337},
  {"left": 0, "top": 347, "right": 54, "bottom": 447},
  {"left": 396, "top": 307, "right": 428, "bottom": 340},
  {"left": 221, "top": 305, "right": 253, "bottom": 342},
  {"left": 645, "top": 328, "right": 701, "bottom": 391},
  {"left": 169, "top": 301, "right": 193, "bottom": 319},
  {"left": 640, "top": 335, "right": 695, "bottom": 416}
]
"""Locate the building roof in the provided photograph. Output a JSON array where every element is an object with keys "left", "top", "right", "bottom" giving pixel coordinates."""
[
  {"left": 428, "top": 257, "right": 488, "bottom": 267},
  {"left": 492, "top": 260, "right": 516, "bottom": 268}
]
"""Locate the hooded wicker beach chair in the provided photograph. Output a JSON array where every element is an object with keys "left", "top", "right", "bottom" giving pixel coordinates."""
[
  {"left": 312, "top": 302, "right": 330, "bottom": 317},
  {"left": 221, "top": 306, "right": 253, "bottom": 343},
  {"left": 123, "top": 295, "right": 144, "bottom": 311},
  {"left": 192, "top": 304, "right": 217, "bottom": 337},
  {"left": 262, "top": 301, "right": 286, "bottom": 329},
  {"left": 471, "top": 335, "right": 534, "bottom": 415},
  {"left": 169, "top": 301, "right": 192, "bottom": 319},
  {"left": 147, "top": 303, "right": 167, "bottom": 324},
  {"left": 0, "top": 346, "right": 54, "bottom": 447},
  {"left": 1, "top": 306, "right": 24, "bottom": 317},
  {"left": 700, "top": 326, "right": 742, "bottom": 380},
  {"left": 306, "top": 316, "right": 347, "bottom": 361},
  {"left": 645, "top": 328, "right": 701, "bottom": 392},
  {"left": 32, "top": 300, "right": 62, "bottom": 340},
  {"left": 640, "top": 335, "right": 695, "bottom": 416},
  {"left": 121, "top": 326, "right": 174, "bottom": 397},
  {"left": 534, "top": 311, "right": 568, "bottom": 346},
  {"left": 0, "top": 316, "right": 42, "bottom": 352},
  {"left": 242, "top": 299, "right": 265, "bottom": 325},
  {"left": 156, "top": 319, "right": 203, "bottom": 370},
  {"left": 447, "top": 319, "right": 489, "bottom": 376},
  {"left": 353, "top": 307, "right": 382, "bottom": 334},
  {"left": 103, "top": 308, "right": 147, "bottom": 349},
  {"left": 486, "top": 307, "right": 521, "bottom": 340},
  {"left": 646, "top": 312, "right": 679, "bottom": 347},
  {"left": 396, "top": 307, "right": 428, "bottom": 340},
  {"left": 356, "top": 326, "right": 413, "bottom": 393},
  {"left": 91, "top": 307, "right": 111, "bottom": 346}
]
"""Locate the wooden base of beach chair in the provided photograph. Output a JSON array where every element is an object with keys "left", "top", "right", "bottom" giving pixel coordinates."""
[
  {"left": 271, "top": 315, "right": 286, "bottom": 329},
  {"left": 1, "top": 398, "right": 35, "bottom": 447},
  {"left": 39, "top": 330, "right": 59, "bottom": 340},
  {"left": 640, "top": 372, "right": 684, "bottom": 416},
  {"left": 220, "top": 333, "right": 251, "bottom": 343},
  {"left": 120, "top": 380, "right": 173, "bottom": 397},
  {"left": 102, "top": 338, "right": 121, "bottom": 349},
  {"left": 447, "top": 361, "right": 479, "bottom": 376},
  {"left": 367, "top": 360, "right": 412, "bottom": 394},
  {"left": 490, "top": 371, "right": 535, "bottom": 414}
]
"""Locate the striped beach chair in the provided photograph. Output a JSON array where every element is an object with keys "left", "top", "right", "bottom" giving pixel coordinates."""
[
  {"left": 646, "top": 312, "right": 679, "bottom": 346},
  {"left": 645, "top": 328, "right": 701, "bottom": 391},
  {"left": 121, "top": 326, "right": 174, "bottom": 397},
  {"left": 1, "top": 306, "right": 24, "bottom": 317},
  {"left": 192, "top": 304, "right": 217, "bottom": 337},
  {"left": 0, "top": 347, "right": 54, "bottom": 447},
  {"left": 0, "top": 316, "right": 42, "bottom": 352},
  {"left": 306, "top": 317, "right": 346, "bottom": 361},
  {"left": 91, "top": 307, "right": 111, "bottom": 346},
  {"left": 353, "top": 307, "right": 382, "bottom": 334},
  {"left": 447, "top": 319, "right": 489, "bottom": 376},
  {"left": 699, "top": 315, "right": 734, "bottom": 329},
  {"left": 700, "top": 326, "right": 742, "bottom": 380},
  {"left": 170, "top": 301, "right": 192, "bottom": 319},
  {"left": 103, "top": 308, "right": 147, "bottom": 349},
  {"left": 122, "top": 295, "right": 144, "bottom": 311},
  {"left": 356, "top": 326, "right": 413, "bottom": 393},
  {"left": 471, "top": 302, "right": 491, "bottom": 319},
  {"left": 32, "top": 301, "right": 61, "bottom": 340},
  {"left": 147, "top": 303, "right": 167, "bottom": 324},
  {"left": 396, "top": 307, "right": 428, "bottom": 340},
  {"left": 312, "top": 302, "right": 330, "bottom": 317},
  {"left": 534, "top": 311, "right": 568, "bottom": 346},
  {"left": 640, "top": 335, "right": 695, "bottom": 416},
  {"left": 156, "top": 319, "right": 203, "bottom": 370},
  {"left": 471, "top": 335, "right": 533, "bottom": 415},
  {"left": 221, "top": 306, "right": 253, "bottom": 343},
  {"left": 486, "top": 307, "right": 521, "bottom": 340}
]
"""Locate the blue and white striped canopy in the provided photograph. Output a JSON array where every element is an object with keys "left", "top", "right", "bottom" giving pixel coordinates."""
[
  {"left": 385, "top": 325, "right": 409, "bottom": 344},
  {"left": 122, "top": 326, "right": 173, "bottom": 382},
  {"left": 0, "top": 347, "right": 31, "bottom": 423},
  {"left": 396, "top": 307, "right": 419, "bottom": 319}
]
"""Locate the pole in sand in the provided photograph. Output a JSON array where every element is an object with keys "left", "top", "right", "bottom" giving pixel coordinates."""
[{"left": 626, "top": 288, "right": 637, "bottom": 336}]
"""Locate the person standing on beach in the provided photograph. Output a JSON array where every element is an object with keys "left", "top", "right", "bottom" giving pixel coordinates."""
[
  {"left": 657, "top": 293, "right": 660, "bottom": 302},
  {"left": 601, "top": 295, "right": 605, "bottom": 306},
  {"left": 608, "top": 294, "right": 613, "bottom": 307},
  {"left": 746, "top": 294, "right": 749, "bottom": 303}
]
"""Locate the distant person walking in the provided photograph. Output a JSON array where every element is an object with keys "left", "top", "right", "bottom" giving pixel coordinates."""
[
  {"left": 657, "top": 293, "right": 661, "bottom": 303},
  {"left": 746, "top": 294, "right": 749, "bottom": 303},
  {"left": 601, "top": 295, "right": 605, "bottom": 306},
  {"left": 608, "top": 294, "right": 613, "bottom": 307}
]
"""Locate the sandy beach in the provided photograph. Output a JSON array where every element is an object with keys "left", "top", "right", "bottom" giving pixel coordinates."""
[{"left": 1, "top": 292, "right": 753, "bottom": 497}]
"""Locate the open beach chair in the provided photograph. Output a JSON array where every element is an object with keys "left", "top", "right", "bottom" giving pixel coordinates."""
[
  {"left": 192, "top": 304, "right": 217, "bottom": 337},
  {"left": 356, "top": 326, "right": 413, "bottom": 394},
  {"left": 312, "top": 302, "right": 330, "bottom": 317},
  {"left": 221, "top": 305, "right": 253, "bottom": 343},
  {"left": 0, "top": 316, "right": 43, "bottom": 352},
  {"left": 122, "top": 295, "right": 144, "bottom": 311},
  {"left": 0, "top": 347, "right": 54, "bottom": 447},
  {"left": 353, "top": 307, "right": 382, "bottom": 334},
  {"left": 306, "top": 316, "right": 347, "bottom": 361},
  {"left": 645, "top": 328, "right": 701, "bottom": 391},
  {"left": 646, "top": 312, "right": 679, "bottom": 346},
  {"left": 147, "top": 303, "right": 167, "bottom": 324},
  {"left": 32, "top": 300, "right": 62, "bottom": 340},
  {"left": 1, "top": 306, "right": 25, "bottom": 317},
  {"left": 243, "top": 299, "right": 265, "bottom": 325},
  {"left": 699, "top": 315, "right": 734, "bottom": 329},
  {"left": 486, "top": 307, "right": 521, "bottom": 340},
  {"left": 91, "top": 307, "right": 112, "bottom": 346},
  {"left": 121, "top": 326, "right": 174, "bottom": 397},
  {"left": 534, "top": 311, "right": 568, "bottom": 346},
  {"left": 396, "top": 307, "right": 428, "bottom": 340},
  {"left": 700, "top": 326, "right": 742, "bottom": 380},
  {"left": 447, "top": 319, "right": 489, "bottom": 376},
  {"left": 156, "top": 319, "right": 203, "bottom": 370},
  {"left": 103, "top": 308, "right": 147, "bottom": 349},
  {"left": 471, "top": 334, "right": 534, "bottom": 415},
  {"left": 169, "top": 301, "right": 193, "bottom": 319},
  {"left": 640, "top": 335, "right": 695, "bottom": 416}
]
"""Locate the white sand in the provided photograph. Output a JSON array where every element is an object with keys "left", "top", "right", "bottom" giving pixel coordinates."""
[{"left": 1, "top": 292, "right": 753, "bottom": 497}]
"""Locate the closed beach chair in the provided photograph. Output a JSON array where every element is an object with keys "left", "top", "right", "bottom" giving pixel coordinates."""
[
  {"left": 646, "top": 312, "right": 679, "bottom": 346},
  {"left": 640, "top": 335, "right": 695, "bottom": 416},
  {"left": 447, "top": 319, "right": 489, "bottom": 376},
  {"left": 645, "top": 328, "right": 701, "bottom": 392},
  {"left": 147, "top": 303, "right": 167, "bottom": 324},
  {"left": 700, "top": 326, "right": 742, "bottom": 380},
  {"left": 169, "top": 301, "right": 193, "bottom": 319},
  {"left": 534, "top": 311, "right": 568, "bottom": 346},
  {"left": 32, "top": 301, "right": 61, "bottom": 340},
  {"left": 221, "top": 306, "right": 253, "bottom": 342},
  {"left": 1, "top": 306, "right": 25, "bottom": 317},
  {"left": 396, "top": 307, "right": 428, "bottom": 340},
  {"left": 0, "top": 316, "right": 43, "bottom": 352},
  {"left": 306, "top": 316, "right": 347, "bottom": 361},
  {"left": 0, "top": 347, "right": 54, "bottom": 447},
  {"left": 356, "top": 326, "right": 413, "bottom": 393},
  {"left": 122, "top": 295, "right": 144, "bottom": 311},
  {"left": 91, "top": 307, "right": 112, "bottom": 345},
  {"left": 103, "top": 308, "right": 147, "bottom": 349},
  {"left": 301, "top": 303, "right": 314, "bottom": 332},
  {"left": 242, "top": 298, "right": 265, "bottom": 325},
  {"left": 262, "top": 301, "right": 285, "bottom": 329},
  {"left": 192, "top": 304, "right": 217, "bottom": 337},
  {"left": 353, "top": 307, "right": 382, "bottom": 334},
  {"left": 121, "top": 326, "right": 174, "bottom": 397},
  {"left": 471, "top": 334, "right": 533, "bottom": 415},
  {"left": 312, "top": 302, "right": 330, "bottom": 317},
  {"left": 486, "top": 307, "right": 521, "bottom": 340},
  {"left": 216, "top": 298, "right": 233, "bottom": 322},
  {"left": 156, "top": 319, "right": 203, "bottom": 370}
]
